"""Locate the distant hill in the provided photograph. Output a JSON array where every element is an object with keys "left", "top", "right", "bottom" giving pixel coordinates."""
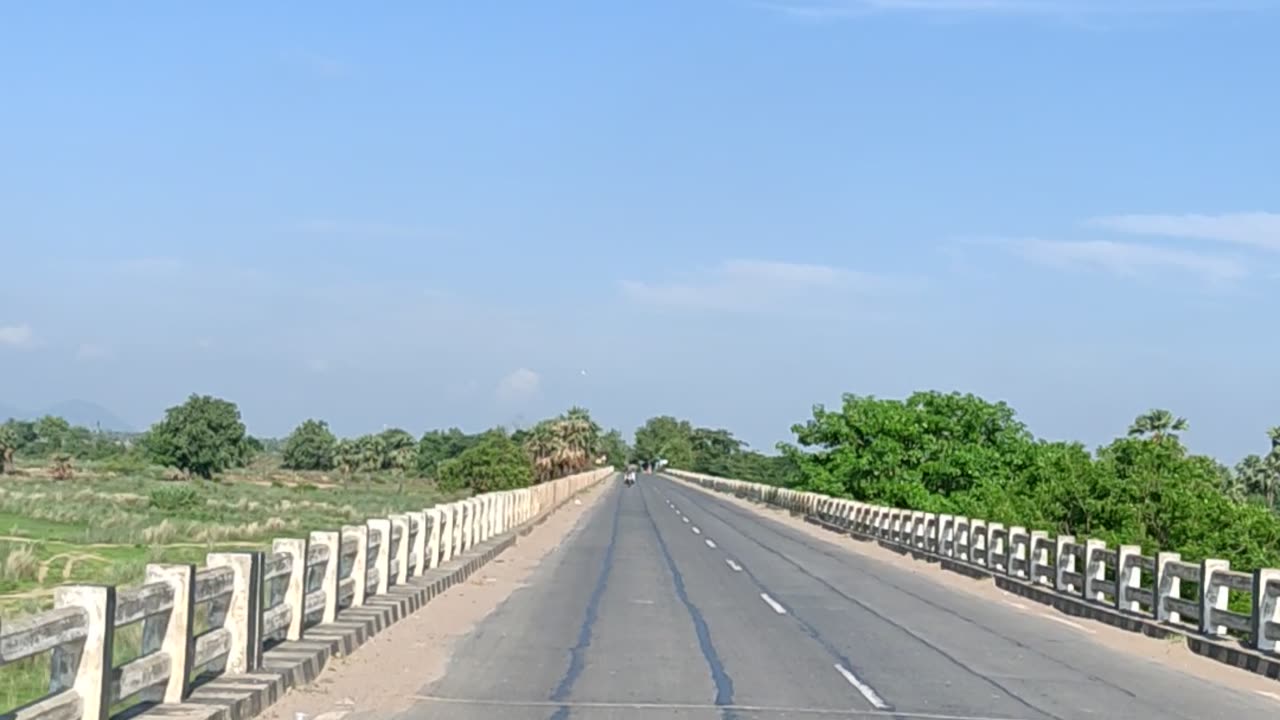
[{"left": 0, "top": 399, "right": 134, "bottom": 432}]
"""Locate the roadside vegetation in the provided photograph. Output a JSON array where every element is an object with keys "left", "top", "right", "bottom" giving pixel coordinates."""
[
  {"left": 0, "top": 395, "right": 627, "bottom": 710},
  {"left": 633, "top": 392, "right": 1280, "bottom": 579}
]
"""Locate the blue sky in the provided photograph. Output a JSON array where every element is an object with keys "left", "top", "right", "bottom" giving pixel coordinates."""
[{"left": 2, "top": 1, "right": 1278, "bottom": 463}]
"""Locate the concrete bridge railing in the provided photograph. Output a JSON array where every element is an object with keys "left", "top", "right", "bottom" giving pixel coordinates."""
[
  {"left": 665, "top": 468, "right": 1280, "bottom": 677},
  {"left": 0, "top": 467, "right": 613, "bottom": 720}
]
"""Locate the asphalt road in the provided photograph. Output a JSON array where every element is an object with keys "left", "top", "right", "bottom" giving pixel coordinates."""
[{"left": 390, "top": 474, "right": 1279, "bottom": 719}]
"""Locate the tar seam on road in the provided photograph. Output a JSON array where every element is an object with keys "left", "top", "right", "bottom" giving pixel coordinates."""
[
  {"left": 545, "top": 484, "right": 626, "bottom": 720},
  {"left": 661, "top": 479, "right": 1076, "bottom": 720},
  {"left": 638, "top": 481, "right": 737, "bottom": 716},
  {"left": 671, "top": 479, "right": 1138, "bottom": 704}
]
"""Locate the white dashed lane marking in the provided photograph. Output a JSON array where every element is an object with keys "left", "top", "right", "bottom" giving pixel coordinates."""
[
  {"left": 692, "top": 527, "right": 701, "bottom": 535},
  {"left": 705, "top": 539, "right": 716, "bottom": 548},
  {"left": 682, "top": 517, "right": 690, "bottom": 523},
  {"left": 834, "top": 664, "right": 890, "bottom": 710},
  {"left": 726, "top": 559, "right": 743, "bottom": 572},
  {"left": 759, "top": 593, "right": 787, "bottom": 615}
]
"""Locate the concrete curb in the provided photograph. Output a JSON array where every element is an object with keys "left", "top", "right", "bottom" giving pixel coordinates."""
[
  {"left": 135, "top": 534, "right": 517, "bottom": 720},
  {"left": 800, "top": 513, "right": 1280, "bottom": 683}
]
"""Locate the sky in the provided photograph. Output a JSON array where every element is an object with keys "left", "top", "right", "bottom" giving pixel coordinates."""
[{"left": 2, "top": 1, "right": 1278, "bottom": 463}]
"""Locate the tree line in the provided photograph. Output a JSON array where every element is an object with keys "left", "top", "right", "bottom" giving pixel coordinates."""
[
  {"left": 0, "top": 394, "right": 633, "bottom": 493},
  {"left": 632, "top": 392, "right": 1280, "bottom": 574}
]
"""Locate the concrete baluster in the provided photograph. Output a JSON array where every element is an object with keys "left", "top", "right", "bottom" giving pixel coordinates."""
[
  {"left": 1200, "top": 559, "right": 1230, "bottom": 636},
  {"left": 272, "top": 538, "right": 307, "bottom": 640},
  {"left": 1029, "top": 531, "right": 1048, "bottom": 584},
  {"left": 310, "top": 531, "right": 340, "bottom": 624},
  {"left": 1083, "top": 539, "right": 1107, "bottom": 602},
  {"left": 142, "top": 564, "right": 195, "bottom": 703},
  {"left": 50, "top": 585, "right": 116, "bottom": 720},
  {"left": 368, "top": 519, "right": 391, "bottom": 595},
  {"left": 1054, "top": 536, "right": 1077, "bottom": 593},
  {"left": 967, "top": 518, "right": 980, "bottom": 562},
  {"left": 342, "top": 524, "right": 369, "bottom": 606},
  {"left": 985, "top": 523, "right": 1004, "bottom": 571},
  {"left": 1252, "top": 568, "right": 1280, "bottom": 652},
  {"left": 1155, "top": 551, "right": 1182, "bottom": 624},
  {"left": 409, "top": 512, "right": 428, "bottom": 576},
  {"left": 1007, "top": 527, "right": 1027, "bottom": 578},
  {"left": 206, "top": 551, "right": 264, "bottom": 673},
  {"left": 390, "top": 514, "right": 409, "bottom": 584},
  {"left": 439, "top": 505, "right": 454, "bottom": 563},
  {"left": 1116, "top": 545, "right": 1142, "bottom": 613},
  {"left": 938, "top": 514, "right": 954, "bottom": 556}
]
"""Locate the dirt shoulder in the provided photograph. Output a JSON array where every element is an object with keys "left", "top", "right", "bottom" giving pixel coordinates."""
[
  {"left": 261, "top": 483, "right": 612, "bottom": 720},
  {"left": 673, "top": 479, "right": 1280, "bottom": 700}
]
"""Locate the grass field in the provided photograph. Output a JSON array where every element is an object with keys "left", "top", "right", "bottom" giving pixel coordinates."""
[{"left": 0, "top": 456, "right": 466, "bottom": 711}]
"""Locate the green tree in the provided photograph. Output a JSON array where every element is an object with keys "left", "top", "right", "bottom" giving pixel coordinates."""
[
  {"left": 0, "top": 425, "right": 18, "bottom": 473},
  {"left": 416, "top": 428, "right": 481, "bottom": 478},
  {"left": 33, "top": 415, "right": 72, "bottom": 455},
  {"left": 633, "top": 416, "right": 695, "bottom": 468},
  {"left": 281, "top": 420, "right": 338, "bottom": 471},
  {"left": 378, "top": 428, "right": 416, "bottom": 471},
  {"left": 437, "top": 430, "right": 534, "bottom": 492},
  {"left": 143, "top": 394, "right": 248, "bottom": 479},
  {"left": 1127, "top": 409, "right": 1189, "bottom": 443},
  {"left": 598, "top": 429, "right": 631, "bottom": 468}
]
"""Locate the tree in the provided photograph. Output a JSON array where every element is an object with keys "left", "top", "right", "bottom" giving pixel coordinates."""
[
  {"left": 437, "top": 430, "right": 534, "bottom": 492},
  {"left": 0, "top": 425, "right": 17, "bottom": 474},
  {"left": 281, "top": 420, "right": 338, "bottom": 471},
  {"left": 378, "top": 428, "right": 416, "bottom": 471},
  {"left": 1127, "top": 409, "right": 1189, "bottom": 443},
  {"left": 33, "top": 415, "right": 72, "bottom": 455},
  {"left": 416, "top": 428, "right": 481, "bottom": 478},
  {"left": 335, "top": 439, "right": 360, "bottom": 477},
  {"left": 598, "top": 429, "right": 631, "bottom": 468},
  {"left": 143, "top": 394, "right": 248, "bottom": 479},
  {"left": 633, "top": 416, "right": 695, "bottom": 468}
]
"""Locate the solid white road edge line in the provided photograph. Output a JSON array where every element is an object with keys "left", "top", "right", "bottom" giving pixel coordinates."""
[
  {"left": 1040, "top": 614, "right": 1095, "bottom": 634},
  {"left": 760, "top": 593, "right": 787, "bottom": 615},
  {"left": 834, "top": 664, "right": 890, "bottom": 710}
]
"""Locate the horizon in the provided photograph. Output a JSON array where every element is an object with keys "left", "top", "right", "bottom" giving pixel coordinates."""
[{"left": 3, "top": 2, "right": 1278, "bottom": 466}]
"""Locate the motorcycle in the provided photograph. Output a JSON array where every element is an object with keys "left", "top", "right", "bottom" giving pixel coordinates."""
[{"left": 624, "top": 472, "right": 636, "bottom": 486}]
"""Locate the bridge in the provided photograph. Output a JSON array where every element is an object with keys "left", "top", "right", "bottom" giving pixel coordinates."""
[{"left": 3, "top": 469, "right": 1279, "bottom": 720}]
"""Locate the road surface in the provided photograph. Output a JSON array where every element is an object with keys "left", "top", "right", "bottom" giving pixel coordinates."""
[{"left": 388, "top": 474, "right": 1278, "bottom": 719}]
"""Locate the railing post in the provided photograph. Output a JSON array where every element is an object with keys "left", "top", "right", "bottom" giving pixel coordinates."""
[
  {"left": 1054, "top": 536, "right": 1076, "bottom": 593},
  {"left": 143, "top": 564, "right": 195, "bottom": 704},
  {"left": 1083, "top": 540, "right": 1107, "bottom": 602},
  {"left": 1252, "top": 568, "right": 1279, "bottom": 652},
  {"left": 1200, "top": 558, "right": 1230, "bottom": 636},
  {"left": 938, "top": 514, "right": 954, "bottom": 556},
  {"left": 954, "top": 517, "right": 969, "bottom": 560},
  {"left": 439, "top": 505, "right": 455, "bottom": 563},
  {"left": 309, "top": 531, "right": 339, "bottom": 624},
  {"left": 409, "top": 511, "right": 428, "bottom": 576},
  {"left": 390, "top": 514, "right": 410, "bottom": 584},
  {"left": 206, "top": 551, "right": 264, "bottom": 673},
  {"left": 986, "top": 523, "right": 1004, "bottom": 571},
  {"left": 342, "top": 524, "right": 369, "bottom": 607},
  {"left": 368, "top": 518, "right": 391, "bottom": 595},
  {"left": 970, "top": 520, "right": 987, "bottom": 565},
  {"left": 51, "top": 585, "right": 115, "bottom": 720},
  {"left": 1115, "top": 545, "right": 1142, "bottom": 613},
  {"left": 1007, "top": 527, "right": 1027, "bottom": 578},
  {"left": 1155, "top": 551, "right": 1182, "bottom": 623},
  {"left": 271, "top": 538, "right": 307, "bottom": 641},
  {"left": 426, "top": 507, "right": 442, "bottom": 568},
  {"left": 1029, "top": 531, "right": 1049, "bottom": 584}
]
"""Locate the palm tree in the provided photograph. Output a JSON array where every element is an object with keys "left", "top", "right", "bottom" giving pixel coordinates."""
[
  {"left": 522, "top": 423, "right": 559, "bottom": 482},
  {"left": 334, "top": 439, "right": 360, "bottom": 478},
  {"left": 0, "top": 425, "right": 17, "bottom": 474},
  {"left": 1127, "top": 409, "right": 1189, "bottom": 443}
]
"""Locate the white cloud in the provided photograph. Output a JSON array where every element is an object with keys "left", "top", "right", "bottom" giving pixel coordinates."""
[
  {"left": 76, "top": 343, "right": 110, "bottom": 360},
  {"left": 1004, "top": 238, "right": 1247, "bottom": 282},
  {"left": 495, "top": 368, "right": 541, "bottom": 404},
  {"left": 622, "top": 259, "right": 911, "bottom": 312},
  {"left": 759, "top": 0, "right": 1270, "bottom": 18},
  {"left": 1088, "top": 212, "right": 1280, "bottom": 253},
  {"left": 0, "top": 324, "right": 34, "bottom": 349}
]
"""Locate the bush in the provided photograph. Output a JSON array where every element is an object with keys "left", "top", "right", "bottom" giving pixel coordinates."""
[
  {"left": 149, "top": 485, "right": 203, "bottom": 512},
  {"left": 143, "top": 394, "right": 248, "bottom": 479},
  {"left": 281, "top": 420, "right": 337, "bottom": 471},
  {"left": 436, "top": 432, "right": 534, "bottom": 493}
]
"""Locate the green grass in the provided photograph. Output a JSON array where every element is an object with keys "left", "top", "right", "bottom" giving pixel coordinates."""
[{"left": 0, "top": 457, "right": 466, "bottom": 713}]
